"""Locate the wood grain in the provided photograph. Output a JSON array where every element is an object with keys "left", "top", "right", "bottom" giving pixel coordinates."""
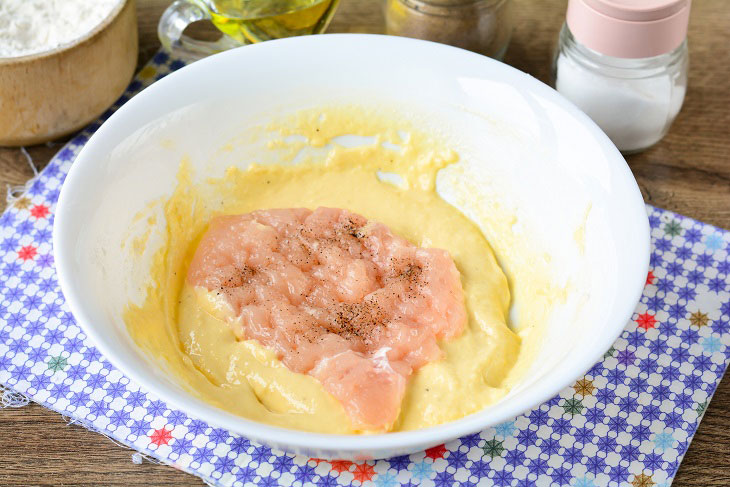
[
  {"left": 0, "top": 0, "right": 138, "bottom": 146},
  {"left": 1, "top": 0, "right": 728, "bottom": 485}
]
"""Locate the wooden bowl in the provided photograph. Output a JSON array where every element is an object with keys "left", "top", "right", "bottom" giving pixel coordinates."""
[{"left": 0, "top": 0, "right": 138, "bottom": 147}]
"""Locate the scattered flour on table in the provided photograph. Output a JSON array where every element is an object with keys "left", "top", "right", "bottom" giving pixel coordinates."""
[{"left": 0, "top": 0, "right": 121, "bottom": 58}]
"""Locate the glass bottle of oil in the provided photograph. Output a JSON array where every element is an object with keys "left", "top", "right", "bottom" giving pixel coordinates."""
[
  {"left": 209, "top": 0, "right": 339, "bottom": 44},
  {"left": 158, "top": 0, "right": 341, "bottom": 59}
]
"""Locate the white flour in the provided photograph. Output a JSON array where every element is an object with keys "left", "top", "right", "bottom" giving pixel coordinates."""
[{"left": 0, "top": 0, "right": 121, "bottom": 58}]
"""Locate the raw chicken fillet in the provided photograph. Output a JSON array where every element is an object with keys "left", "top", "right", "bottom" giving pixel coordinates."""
[{"left": 187, "top": 207, "right": 467, "bottom": 431}]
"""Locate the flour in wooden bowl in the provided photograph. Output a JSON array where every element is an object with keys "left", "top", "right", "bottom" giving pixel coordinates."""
[{"left": 0, "top": 0, "right": 121, "bottom": 58}]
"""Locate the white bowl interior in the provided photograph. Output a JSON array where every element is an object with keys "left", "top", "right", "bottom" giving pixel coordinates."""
[{"left": 54, "top": 34, "right": 648, "bottom": 459}]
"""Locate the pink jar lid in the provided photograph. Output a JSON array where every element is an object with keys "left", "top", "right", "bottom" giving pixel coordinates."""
[{"left": 566, "top": 0, "right": 691, "bottom": 58}]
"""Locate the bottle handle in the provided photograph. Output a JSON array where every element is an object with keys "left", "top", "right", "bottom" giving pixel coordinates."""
[{"left": 157, "top": 0, "right": 240, "bottom": 60}]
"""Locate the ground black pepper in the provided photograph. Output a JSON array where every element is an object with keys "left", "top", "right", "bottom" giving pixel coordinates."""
[{"left": 384, "top": 0, "right": 514, "bottom": 59}]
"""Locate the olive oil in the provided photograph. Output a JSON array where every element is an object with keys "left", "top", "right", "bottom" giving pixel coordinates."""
[{"left": 208, "top": 0, "right": 340, "bottom": 44}]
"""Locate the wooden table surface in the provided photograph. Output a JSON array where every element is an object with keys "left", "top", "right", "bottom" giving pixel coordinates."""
[{"left": 1, "top": 0, "right": 728, "bottom": 485}]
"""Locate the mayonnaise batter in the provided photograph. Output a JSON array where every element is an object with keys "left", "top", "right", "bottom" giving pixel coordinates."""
[{"left": 124, "top": 107, "right": 527, "bottom": 433}]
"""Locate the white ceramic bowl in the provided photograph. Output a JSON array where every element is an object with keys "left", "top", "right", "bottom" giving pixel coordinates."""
[{"left": 54, "top": 34, "right": 649, "bottom": 460}]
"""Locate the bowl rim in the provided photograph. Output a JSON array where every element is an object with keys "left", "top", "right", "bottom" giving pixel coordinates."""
[
  {"left": 53, "top": 33, "right": 650, "bottom": 455},
  {"left": 0, "top": 0, "right": 129, "bottom": 65}
]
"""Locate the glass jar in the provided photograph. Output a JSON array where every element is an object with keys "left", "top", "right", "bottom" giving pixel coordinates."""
[
  {"left": 552, "top": 0, "right": 690, "bottom": 154},
  {"left": 158, "top": 0, "right": 341, "bottom": 59},
  {"left": 385, "top": 0, "right": 513, "bottom": 60}
]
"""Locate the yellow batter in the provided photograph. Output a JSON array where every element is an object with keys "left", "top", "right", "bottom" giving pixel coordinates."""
[{"left": 124, "top": 107, "right": 529, "bottom": 433}]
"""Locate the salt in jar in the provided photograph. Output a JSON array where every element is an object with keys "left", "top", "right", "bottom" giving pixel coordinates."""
[{"left": 553, "top": 0, "right": 691, "bottom": 154}]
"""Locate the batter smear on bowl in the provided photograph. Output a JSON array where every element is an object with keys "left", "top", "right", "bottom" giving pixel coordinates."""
[{"left": 187, "top": 207, "right": 467, "bottom": 431}]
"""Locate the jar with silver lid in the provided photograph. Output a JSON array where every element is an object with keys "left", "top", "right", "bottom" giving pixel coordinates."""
[{"left": 553, "top": 0, "right": 690, "bottom": 154}]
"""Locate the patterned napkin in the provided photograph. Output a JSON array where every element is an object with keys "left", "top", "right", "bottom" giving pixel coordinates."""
[{"left": 1, "top": 52, "right": 729, "bottom": 487}]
